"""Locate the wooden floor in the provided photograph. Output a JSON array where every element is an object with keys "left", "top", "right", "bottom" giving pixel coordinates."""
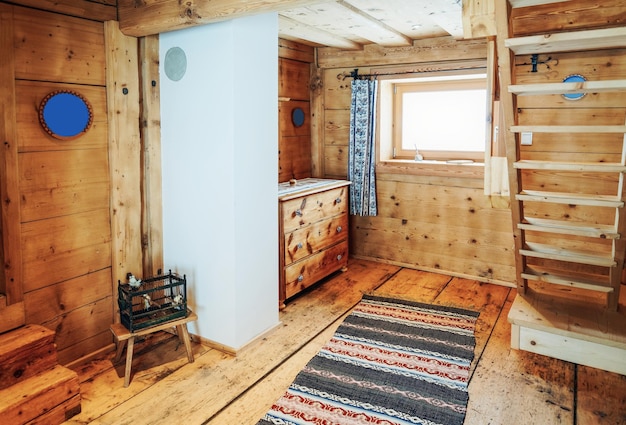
[{"left": 64, "top": 259, "right": 626, "bottom": 425}]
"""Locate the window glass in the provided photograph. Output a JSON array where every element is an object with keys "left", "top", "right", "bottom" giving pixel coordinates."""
[{"left": 392, "top": 74, "right": 487, "bottom": 161}]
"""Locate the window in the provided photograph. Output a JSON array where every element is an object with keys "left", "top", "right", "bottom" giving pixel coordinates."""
[{"left": 384, "top": 73, "right": 488, "bottom": 162}]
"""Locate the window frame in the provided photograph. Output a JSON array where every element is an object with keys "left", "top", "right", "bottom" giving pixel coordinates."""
[{"left": 392, "top": 75, "right": 488, "bottom": 162}]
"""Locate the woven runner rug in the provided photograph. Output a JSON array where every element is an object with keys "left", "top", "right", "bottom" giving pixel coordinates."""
[{"left": 257, "top": 295, "right": 479, "bottom": 425}]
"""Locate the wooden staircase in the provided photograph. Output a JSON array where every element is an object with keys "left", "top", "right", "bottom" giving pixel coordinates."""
[
  {"left": 496, "top": 0, "right": 626, "bottom": 375},
  {"left": 0, "top": 324, "right": 81, "bottom": 424}
]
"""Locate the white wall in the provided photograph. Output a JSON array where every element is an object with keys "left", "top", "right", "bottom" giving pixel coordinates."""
[{"left": 159, "top": 13, "right": 279, "bottom": 350}]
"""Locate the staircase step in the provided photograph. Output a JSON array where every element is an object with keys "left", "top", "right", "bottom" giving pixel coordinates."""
[
  {"left": 516, "top": 190, "right": 624, "bottom": 207},
  {"left": 520, "top": 242, "right": 616, "bottom": 267},
  {"left": 509, "top": 0, "right": 574, "bottom": 7},
  {"left": 0, "top": 324, "right": 57, "bottom": 391},
  {"left": 522, "top": 265, "right": 613, "bottom": 293},
  {"left": 0, "top": 364, "right": 81, "bottom": 425},
  {"left": 514, "top": 160, "right": 626, "bottom": 173},
  {"left": 511, "top": 125, "right": 626, "bottom": 133},
  {"left": 508, "top": 293, "right": 626, "bottom": 375},
  {"left": 505, "top": 26, "right": 626, "bottom": 55},
  {"left": 509, "top": 79, "right": 626, "bottom": 96},
  {"left": 518, "top": 217, "right": 619, "bottom": 239}
]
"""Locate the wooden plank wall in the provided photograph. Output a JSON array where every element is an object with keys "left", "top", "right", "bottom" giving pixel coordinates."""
[
  {"left": 314, "top": 37, "right": 516, "bottom": 285},
  {"left": 278, "top": 39, "right": 314, "bottom": 182},
  {"left": 2, "top": 3, "right": 114, "bottom": 364},
  {"left": 1, "top": 0, "right": 161, "bottom": 363}
]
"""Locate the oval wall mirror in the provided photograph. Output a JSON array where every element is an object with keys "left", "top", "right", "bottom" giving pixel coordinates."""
[
  {"left": 292, "top": 107, "right": 305, "bottom": 127},
  {"left": 39, "top": 90, "right": 93, "bottom": 140}
]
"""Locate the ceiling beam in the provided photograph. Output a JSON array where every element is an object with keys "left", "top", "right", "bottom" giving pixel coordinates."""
[
  {"left": 415, "top": 0, "right": 464, "bottom": 38},
  {"left": 279, "top": 15, "right": 362, "bottom": 50},
  {"left": 335, "top": 0, "right": 412, "bottom": 46},
  {"left": 117, "top": 0, "right": 334, "bottom": 37}
]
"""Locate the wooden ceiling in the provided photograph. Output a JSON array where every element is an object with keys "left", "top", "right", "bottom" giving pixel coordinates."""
[
  {"left": 116, "top": 0, "right": 566, "bottom": 47},
  {"left": 277, "top": 0, "right": 464, "bottom": 50}
]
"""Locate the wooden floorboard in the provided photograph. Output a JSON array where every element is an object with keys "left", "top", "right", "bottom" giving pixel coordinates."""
[
  {"left": 464, "top": 291, "right": 575, "bottom": 424},
  {"left": 64, "top": 259, "right": 626, "bottom": 425}
]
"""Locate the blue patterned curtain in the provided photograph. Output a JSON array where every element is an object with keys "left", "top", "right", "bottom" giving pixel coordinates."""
[{"left": 349, "top": 79, "right": 378, "bottom": 216}]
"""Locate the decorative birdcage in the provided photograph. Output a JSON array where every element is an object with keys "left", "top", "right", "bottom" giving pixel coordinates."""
[{"left": 117, "top": 270, "right": 187, "bottom": 332}]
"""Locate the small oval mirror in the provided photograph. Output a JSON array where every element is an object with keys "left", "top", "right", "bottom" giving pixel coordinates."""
[
  {"left": 39, "top": 90, "right": 93, "bottom": 140},
  {"left": 292, "top": 107, "right": 305, "bottom": 127}
]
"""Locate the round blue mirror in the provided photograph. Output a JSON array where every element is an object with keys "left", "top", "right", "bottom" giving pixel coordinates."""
[
  {"left": 292, "top": 107, "right": 305, "bottom": 127},
  {"left": 562, "top": 74, "right": 586, "bottom": 101},
  {"left": 39, "top": 90, "right": 93, "bottom": 140}
]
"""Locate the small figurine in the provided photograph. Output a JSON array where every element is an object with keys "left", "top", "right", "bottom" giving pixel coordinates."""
[
  {"left": 142, "top": 294, "right": 152, "bottom": 310},
  {"left": 172, "top": 294, "right": 184, "bottom": 309},
  {"left": 127, "top": 272, "right": 142, "bottom": 288}
]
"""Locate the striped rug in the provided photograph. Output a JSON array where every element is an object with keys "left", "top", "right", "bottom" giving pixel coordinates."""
[{"left": 257, "top": 295, "right": 479, "bottom": 425}]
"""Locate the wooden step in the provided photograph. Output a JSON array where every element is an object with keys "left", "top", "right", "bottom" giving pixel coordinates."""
[
  {"left": 509, "top": 0, "right": 580, "bottom": 7},
  {"left": 508, "top": 293, "right": 626, "bottom": 375},
  {"left": 516, "top": 190, "right": 624, "bottom": 208},
  {"left": 0, "top": 364, "right": 81, "bottom": 425},
  {"left": 511, "top": 125, "right": 626, "bottom": 133},
  {"left": 521, "top": 265, "right": 613, "bottom": 293},
  {"left": 0, "top": 324, "right": 57, "bottom": 391},
  {"left": 514, "top": 160, "right": 626, "bottom": 173},
  {"left": 505, "top": 26, "right": 626, "bottom": 55},
  {"left": 518, "top": 217, "right": 619, "bottom": 239},
  {"left": 509, "top": 79, "right": 626, "bottom": 96},
  {"left": 520, "top": 242, "right": 616, "bottom": 267}
]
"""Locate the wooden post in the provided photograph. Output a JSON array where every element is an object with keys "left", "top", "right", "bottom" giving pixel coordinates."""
[
  {"left": 105, "top": 21, "right": 143, "bottom": 320},
  {"left": 139, "top": 35, "right": 164, "bottom": 278},
  {"left": 310, "top": 62, "right": 324, "bottom": 178},
  {"left": 0, "top": 4, "right": 26, "bottom": 333}
]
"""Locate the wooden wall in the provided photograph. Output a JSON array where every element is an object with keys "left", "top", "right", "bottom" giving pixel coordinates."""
[
  {"left": 0, "top": 4, "right": 113, "bottom": 363},
  {"left": 308, "top": 0, "right": 626, "bottom": 286},
  {"left": 0, "top": 0, "right": 149, "bottom": 365},
  {"left": 278, "top": 39, "right": 314, "bottom": 182},
  {"left": 313, "top": 37, "right": 516, "bottom": 285}
]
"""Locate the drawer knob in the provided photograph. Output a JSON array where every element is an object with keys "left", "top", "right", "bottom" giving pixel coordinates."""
[
  {"left": 297, "top": 274, "right": 304, "bottom": 282},
  {"left": 297, "top": 242, "right": 303, "bottom": 249},
  {"left": 336, "top": 226, "right": 343, "bottom": 233},
  {"left": 295, "top": 209, "right": 302, "bottom": 217},
  {"left": 337, "top": 254, "right": 342, "bottom": 261},
  {"left": 335, "top": 198, "right": 342, "bottom": 204}
]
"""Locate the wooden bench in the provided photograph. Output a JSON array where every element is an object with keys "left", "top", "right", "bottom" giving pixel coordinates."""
[{"left": 109, "top": 310, "right": 198, "bottom": 387}]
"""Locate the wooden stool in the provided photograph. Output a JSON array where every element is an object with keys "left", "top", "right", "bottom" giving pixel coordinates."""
[{"left": 109, "top": 310, "right": 198, "bottom": 387}]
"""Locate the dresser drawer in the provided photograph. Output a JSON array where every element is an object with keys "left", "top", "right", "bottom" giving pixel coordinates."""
[
  {"left": 284, "top": 240, "right": 348, "bottom": 300},
  {"left": 284, "top": 213, "right": 348, "bottom": 266},
  {"left": 281, "top": 186, "right": 348, "bottom": 233}
]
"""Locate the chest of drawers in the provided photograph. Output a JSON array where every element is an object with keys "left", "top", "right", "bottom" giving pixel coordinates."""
[{"left": 278, "top": 179, "right": 351, "bottom": 305}]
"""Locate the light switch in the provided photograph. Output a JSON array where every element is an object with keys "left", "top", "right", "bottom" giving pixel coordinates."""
[{"left": 521, "top": 132, "right": 533, "bottom": 146}]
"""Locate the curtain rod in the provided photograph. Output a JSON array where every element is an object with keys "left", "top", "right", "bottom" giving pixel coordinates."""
[
  {"left": 340, "top": 66, "right": 488, "bottom": 81},
  {"left": 340, "top": 68, "right": 380, "bottom": 80}
]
